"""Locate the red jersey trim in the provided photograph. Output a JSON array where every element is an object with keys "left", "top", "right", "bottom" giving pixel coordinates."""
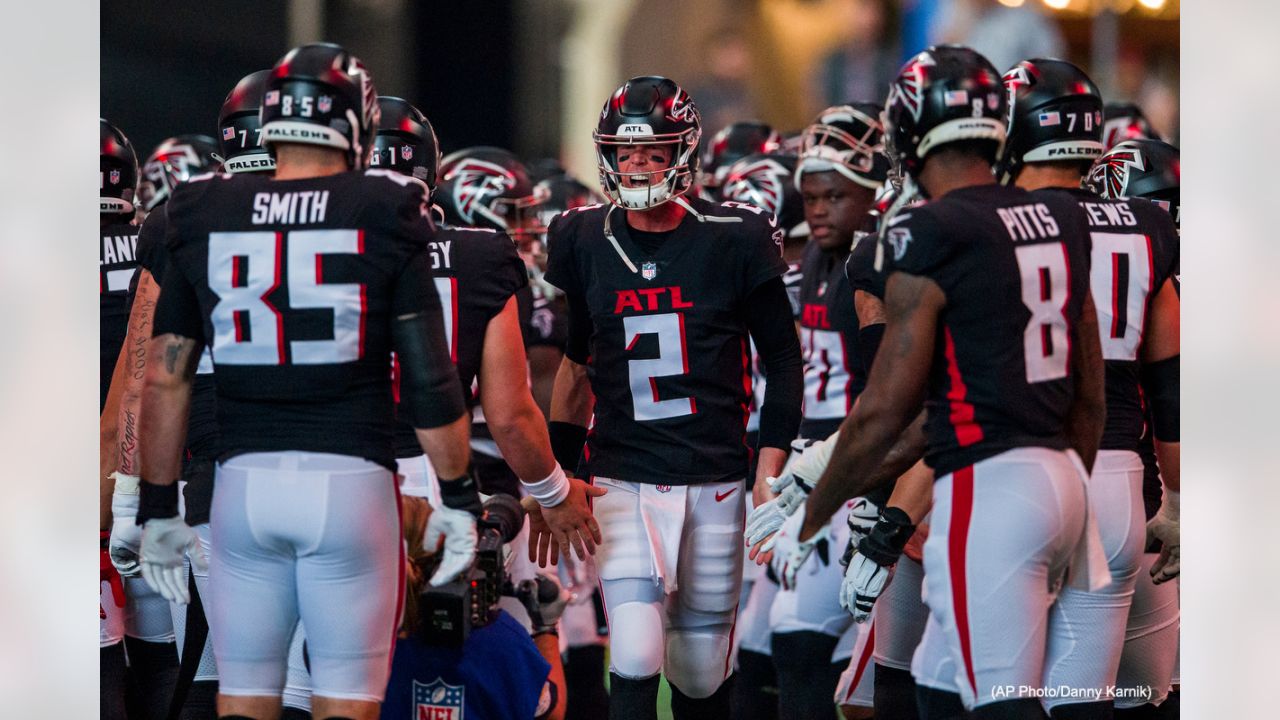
[{"left": 943, "top": 326, "right": 983, "bottom": 447}]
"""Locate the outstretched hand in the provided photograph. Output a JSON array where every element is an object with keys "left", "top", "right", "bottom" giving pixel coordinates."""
[{"left": 523, "top": 477, "right": 605, "bottom": 567}]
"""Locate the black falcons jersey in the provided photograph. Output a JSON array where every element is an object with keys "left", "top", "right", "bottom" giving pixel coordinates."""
[
  {"left": 846, "top": 231, "right": 886, "bottom": 302},
  {"left": 101, "top": 220, "right": 140, "bottom": 410},
  {"left": 887, "top": 184, "right": 1092, "bottom": 478},
  {"left": 135, "top": 208, "right": 223, "bottom": 522},
  {"left": 1039, "top": 189, "right": 1180, "bottom": 452},
  {"left": 798, "top": 241, "right": 864, "bottom": 440},
  {"left": 748, "top": 258, "right": 803, "bottom": 432},
  {"left": 155, "top": 168, "right": 443, "bottom": 471},
  {"left": 545, "top": 197, "right": 788, "bottom": 485},
  {"left": 393, "top": 226, "right": 528, "bottom": 457},
  {"left": 524, "top": 279, "right": 569, "bottom": 351}
]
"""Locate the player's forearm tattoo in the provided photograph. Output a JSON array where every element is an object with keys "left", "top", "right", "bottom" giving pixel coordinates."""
[
  {"left": 119, "top": 409, "right": 138, "bottom": 475},
  {"left": 128, "top": 299, "right": 155, "bottom": 381},
  {"left": 163, "top": 338, "right": 195, "bottom": 375}
]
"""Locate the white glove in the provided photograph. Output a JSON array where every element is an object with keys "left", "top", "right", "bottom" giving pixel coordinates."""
[
  {"left": 841, "top": 497, "right": 880, "bottom": 567},
  {"left": 109, "top": 473, "right": 143, "bottom": 577},
  {"left": 140, "top": 516, "right": 205, "bottom": 605},
  {"left": 777, "top": 507, "right": 831, "bottom": 590},
  {"left": 424, "top": 505, "right": 478, "bottom": 587},
  {"left": 744, "top": 473, "right": 809, "bottom": 551},
  {"left": 1146, "top": 489, "right": 1179, "bottom": 584},
  {"left": 840, "top": 550, "right": 892, "bottom": 623}
]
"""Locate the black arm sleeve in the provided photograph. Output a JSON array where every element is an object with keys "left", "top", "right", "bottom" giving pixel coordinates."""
[
  {"left": 859, "top": 321, "right": 885, "bottom": 378},
  {"left": 391, "top": 247, "right": 467, "bottom": 429},
  {"left": 563, "top": 288, "right": 592, "bottom": 365},
  {"left": 746, "top": 276, "right": 803, "bottom": 450},
  {"left": 1140, "top": 354, "right": 1179, "bottom": 442}
]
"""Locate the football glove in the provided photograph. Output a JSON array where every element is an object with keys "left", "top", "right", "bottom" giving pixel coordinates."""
[
  {"left": 839, "top": 507, "right": 915, "bottom": 621},
  {"left": 108, "top": 473, "right": 143, "bottom": 577},
  {"left": 744, "top": 472, "right": 813, "bottom": 552},
  {"left": 139, "top": 516, "right": 206, "bottom": 605},
  {"left": 840, "top": 497, "right": 881, "bottom": 568},
  {"left": 424, "top": 505, "right": 478, "bottom": 587},
  {"left": 777, "top": 507, "right": 831, "bottom": 590},
  {"left": 1146, "top": 489, "right": 1179, "bottom": 584}
]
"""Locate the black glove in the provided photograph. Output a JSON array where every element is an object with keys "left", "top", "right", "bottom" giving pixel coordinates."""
[{"left": 516, "top": 575, "right": 570, "bottom": 635}]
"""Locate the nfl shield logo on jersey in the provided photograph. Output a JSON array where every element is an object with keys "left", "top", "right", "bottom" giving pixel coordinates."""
[
  {"left": 641, "top": 261, "right": 658, "bottom": 281},
  {"left": 414, "top": 678, "right": 464, "bottom": 719}
]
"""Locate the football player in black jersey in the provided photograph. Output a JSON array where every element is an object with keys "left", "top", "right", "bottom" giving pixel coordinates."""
[
  {"left": 1088, "top": 137, "right": 1182, "bottom": 719},
  {"left": 100, "top": 116, "right": 185, "bottom": 720},
  {"left": 108, "top": 69, "right": 282, "bottom": 720},
  {"left": 792, "top": 46, "right": 1107, "bottom": 719},
  {"left": 133, "top": 44, "right": 474, "bottom": 720},
  {"left": 375, "top": 97, "right": 600, "bottom": 570},
  {"left": 753, "top": 103, "right": 891, "bottom": 720},
  {"left": 541, "top": 75, "right": 803, "bottom": 720},
  {"left": 999, "top": 58, "right": 1181, "bottom": 719},
  {"left": 99, "top": 117, "right": 138, "bottom": 720}
]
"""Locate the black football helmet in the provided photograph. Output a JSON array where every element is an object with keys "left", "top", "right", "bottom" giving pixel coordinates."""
[
  {"left": 795, "top": 103, "right": 890, "bottom": 191},
  {"left": 370, "top": 97, "right": 440, "bottom": 189},
  {"left": 138, "top": 135, "right": 220, "bottom": 211},
  {"left": 721, "top": 153, "right": 805, "bottom": 233},
  {"left": 534, "top": 174, "right": 602, "bottom": 229},
  {"left": 218, "top": 69, "right": 275, "bottom": 175},
  {"left": 883, "top": 45, "right": 1006, "bottom": 179},
  {"left": 1087, "top": 139, "right": 1180, "bottom": 229},
  {"left": 436, "top": 146, "right": 542, "bottom": 234},
  {"left": 996, "top": 58, "right": 1104, "bottom": 185},
  {"left": 261, "top": 43, "right": 380, "bottom": 169},
  {"left": 100, "top": 119, "right": 138, "bottom": 215},
  {"left": 1101, "top": 102, "right": 1159, "bottom": 151},
  {"left": 594, "top": 76, "right": 702, "bottom": 209},
  {"left": 699, "top": 121, "right": 782, "bottom": 197},
  {"left": 527, "top": 157, "right": 569, "bottom": 184}
]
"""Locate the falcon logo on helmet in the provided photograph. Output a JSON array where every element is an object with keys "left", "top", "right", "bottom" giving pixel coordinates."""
[
  {"left": 887, "top": 52, "right": 934, "bottom": 122},
  {"left": 445, "top": 159, "right": 518, "bottom": 225},
  {"left": 1089, "top": 147, "right": 1145, "bottom": 199},
  {"left": 1002, "top": 65, "right": 1032, "bottom": 127},
  {"left": 722, "top": 158, "right": 788, "bottom": 218},
  {"left": 667, "top": 92, "right": 700, "bottom": 125}
]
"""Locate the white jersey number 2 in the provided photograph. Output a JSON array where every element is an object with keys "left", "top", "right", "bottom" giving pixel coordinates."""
[{"left": 624, "top": 313, "right": 695, "bottom": 421}]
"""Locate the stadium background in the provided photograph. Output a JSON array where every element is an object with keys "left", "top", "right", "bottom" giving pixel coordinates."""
[
  {"left": 103, "top": 0, "right": 1178, "bottom": 183},
  {"left": 99, "top": 2, "right": 1178, "bottom": 718}
]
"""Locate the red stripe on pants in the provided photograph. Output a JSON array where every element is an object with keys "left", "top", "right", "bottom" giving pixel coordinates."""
[
  {"left": 843, "top": 622, "right": 876, "bottom": 703},
  {"left": 948, "top": 466, "right": 978, "bottom": 697}
]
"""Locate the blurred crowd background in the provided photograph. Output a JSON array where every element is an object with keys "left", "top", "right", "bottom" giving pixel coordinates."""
[{"left": 102, "top": 0, "right": 1177, "bottom": 196}]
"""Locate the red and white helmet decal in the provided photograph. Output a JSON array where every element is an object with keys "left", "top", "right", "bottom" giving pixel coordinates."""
[{"left": 444, "top": 158, "right": 518, "bottom": 225}]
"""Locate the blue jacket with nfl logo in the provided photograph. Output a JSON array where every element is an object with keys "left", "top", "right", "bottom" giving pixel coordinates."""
[{"left": 380, "top": 610, "right": 550, "bottom": 720}]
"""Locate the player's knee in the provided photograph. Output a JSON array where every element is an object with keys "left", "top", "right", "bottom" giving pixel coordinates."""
[
  {"left": 608, "top": 602, "right": 665, "bottom": 680},
  {"left": 665, "top": 628, "right": 732, "bottom": 698}
]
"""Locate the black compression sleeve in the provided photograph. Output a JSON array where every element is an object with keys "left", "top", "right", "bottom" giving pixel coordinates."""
[
  {"left": 746, "top": 277, "right": 803, "bottom": 450},
  {"left": 392, "top": 310, "right": 467, "bottom": 429},
  {"left": 563, "top": 288, "right": 592, "bottom": 365},
  {"left": 1140, "top": 354, "right": 1179, "bottom": 442},
  {"left": 151, "top": 262, "right": 206, "bottom": 342},
  {"left": 858, "top": 322, "right": 885, "bottom": 377}
]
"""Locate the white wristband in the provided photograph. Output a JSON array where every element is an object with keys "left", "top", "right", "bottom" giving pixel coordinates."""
[
  {"left": 111, "top": 472, "right": 141, "bottom": 494},
  {"left": 522, "top": 463, "right": 571, "bottom": 508}
]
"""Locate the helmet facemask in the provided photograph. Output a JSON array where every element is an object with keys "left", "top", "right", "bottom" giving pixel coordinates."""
[{"left": 594, "top": 131, "right": 699, "bottom": 210}]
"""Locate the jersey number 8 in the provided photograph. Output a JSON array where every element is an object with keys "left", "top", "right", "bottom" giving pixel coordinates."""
[{"left": 208, "top": 230, "right": 366, "bottom": 366}]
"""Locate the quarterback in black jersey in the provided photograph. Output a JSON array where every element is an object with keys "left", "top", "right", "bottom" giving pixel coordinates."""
[
  {"left": 795, "top": 47, "right": 1107, "bottom": 719},
  {"left": 542, "top": 76, "right": 803, "bottom": 720},
  {"left": 999, "top": 58, "right": 1182, "bottom": 718},
  {"left": 133, "top": 44, "right": 473, "bottom": 720}
]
